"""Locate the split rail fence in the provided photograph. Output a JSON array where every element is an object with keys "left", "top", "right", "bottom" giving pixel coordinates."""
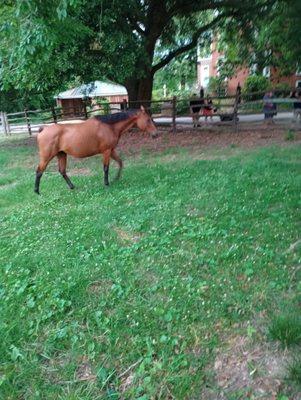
[{"left": 0, "top": 90, "right": 300, "bottom": 137}]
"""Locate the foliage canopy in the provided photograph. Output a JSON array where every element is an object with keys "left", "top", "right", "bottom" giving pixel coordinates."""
[{"left": 0, "top": 0, "right": 282, "bottom": 103}]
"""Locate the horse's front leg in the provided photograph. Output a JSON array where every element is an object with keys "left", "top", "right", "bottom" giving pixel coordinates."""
[
  {"left": 111, "top": 149, "right": 123, "bottom": 180},
  {"left": 102, "top": 150, "right": 111, "bottom": 186}
]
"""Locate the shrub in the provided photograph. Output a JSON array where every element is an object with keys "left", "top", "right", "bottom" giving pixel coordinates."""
[
  {"left": 207, "top": 77, "right": 227, "bottom": 96},
  {"left": 274, "top": 82, "right": 291, "bottom": 97},
  {"left": 94, "top": 97, "right": 110, "bottom": 114},
  {"left": 242, "top": 75, "right": 271, "bottom": 100}
]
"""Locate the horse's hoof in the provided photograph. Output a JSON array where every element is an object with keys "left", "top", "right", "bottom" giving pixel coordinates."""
[
  {"left": 69, "top": 185, "right": 75, "bottom": 190},
  {"left": 34, "top": 189, "right": 40, "bottom": 195}
]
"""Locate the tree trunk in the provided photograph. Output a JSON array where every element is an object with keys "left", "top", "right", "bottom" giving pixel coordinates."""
[
  {"left": 125, "top": 71, "right": 154, "bottom": 108},
  {"left": 137, "top": 74, "right": 154, "bottom": 107},
  {"left": 125, "top": 78, "right": 140, "bottom": 104}
]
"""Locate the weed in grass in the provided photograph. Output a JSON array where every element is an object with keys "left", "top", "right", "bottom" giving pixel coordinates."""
[
  {"left": 284, "top": 130, "right": 295, "bottom": 141},
  {"left": 269, "top": 314, "right": 301, "bottom": 347},
  {"left": 287, "top": 355, "right": 301, "bottom": 387}
]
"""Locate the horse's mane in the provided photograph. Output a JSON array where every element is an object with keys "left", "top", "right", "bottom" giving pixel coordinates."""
[{"left": 93, "top": 110, "right": 138, "bottom": 125}]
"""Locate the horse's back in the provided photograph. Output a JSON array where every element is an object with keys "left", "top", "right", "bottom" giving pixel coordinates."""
[{"left": 37, "top": 119, "right": 116, "bottom": 159}]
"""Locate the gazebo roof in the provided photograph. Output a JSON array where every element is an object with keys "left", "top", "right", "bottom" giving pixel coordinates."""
[{"left": 55, "top": 81, "right": 127, "bottom": 99}]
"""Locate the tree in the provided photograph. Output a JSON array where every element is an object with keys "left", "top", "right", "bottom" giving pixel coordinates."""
[
  {"left": 0, "top": 0, "right": 277, "bottom": 102},
  {"left": 217, "top": 0, "right": 301, "bottom": 79},
  {"left": 153, "top": 51, "right": 197, "bottom": 98}
]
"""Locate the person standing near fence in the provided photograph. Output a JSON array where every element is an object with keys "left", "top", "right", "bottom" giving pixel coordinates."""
[
  {"left": 263, "top": 91, "right": 277, "bottom": 123},
  {"left": 203, "top": 96, "right": 215, "bottom": 123},
  {"left": 200, "top": 86, "right": 204, "bottom": 100},
  {"left": 190, "top": 93, "right": 202, "bottom": 127},
  {"left": 236, "top": 83, "right": 242, "bottom": 104},
  {"left": 290, "top": 90, "right": 301, "bottom": 123}
]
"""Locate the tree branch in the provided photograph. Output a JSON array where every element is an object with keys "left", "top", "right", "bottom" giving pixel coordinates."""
[
  {"left": 151, "top": 0, "right": 275, "bottom": 74},
  {"left": 151, "top": 13, "right": 226, "bottom": 74},
  {"left": 168, "top": 0, "right": 275, "bottom": 18},
  {"left": 169, "top": 0, "right": 240, "bottom": 16}
]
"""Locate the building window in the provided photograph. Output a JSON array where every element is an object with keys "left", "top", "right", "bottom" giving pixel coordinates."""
[
  {"left": 201, "top": 65, "right": 210, "bottom": 88},
  {"left": 296, "top": 80, "right": 301, "bottom": 88},
  {"left": 263, "top": 67, "right": 270, "bottom": 77}
]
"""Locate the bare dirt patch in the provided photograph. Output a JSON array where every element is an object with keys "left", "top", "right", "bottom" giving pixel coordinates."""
[
  {"left": 114, "top": 227, "right": 142, "bottom": 244},
  {"left": 69, "top": 167, "right": 92, "bottom": 176},
  {"left": 0, "top": 181, "right": 18, "bottom": 190},
  {"left": 117, "top": 124, "right": 301, "bottom": 157},
  {"left": 119, "top": 373, "right": 135, "bottom": 395},
  {"left": 87, "top": 279, "right": 113, "bottom": 295},
  {"left": 202, "top": 331, "right": 299, "bottom": 399},
  {"left": 2, "top": 123, "right": 300, "bottom": 158},
  {"left": 0, "top": 136, "right": 37, "bottom": 149},
  {"left": 75, "top": 356, "right": 96, "bottom": 382},
  {"left": 118, "top": 359, "right": 143, "bottom": 397}
]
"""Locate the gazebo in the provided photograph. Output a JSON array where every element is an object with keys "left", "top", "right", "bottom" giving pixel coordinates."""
[{"left": 55, "top": 81, "right": 128, "bottom": 117}]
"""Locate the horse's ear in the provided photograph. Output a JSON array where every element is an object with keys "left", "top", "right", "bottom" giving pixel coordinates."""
[{"left": 140, "top": 105, "right": 145, "bottom": 113}]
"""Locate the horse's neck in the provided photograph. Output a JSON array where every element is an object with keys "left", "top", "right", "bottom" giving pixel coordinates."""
[{"left": 114, "top": 116, "right": 137, "bottom": 136}]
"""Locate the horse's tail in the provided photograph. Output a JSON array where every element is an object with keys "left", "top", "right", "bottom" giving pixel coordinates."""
[{"left": 38, "top": 126, "right": 44, "bottom": 133}]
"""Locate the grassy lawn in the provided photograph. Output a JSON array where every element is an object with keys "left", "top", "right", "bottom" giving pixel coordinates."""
[{"left": 0, "top": 139, "right": 300, "bottom": 399}]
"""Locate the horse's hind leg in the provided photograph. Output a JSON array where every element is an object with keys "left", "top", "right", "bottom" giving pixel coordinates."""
[
  {"left": 111, "top": 149, "right": 123, "bottom": 180},
  {"left": 57, "top": 152, "right": 75, "bottom": 190},
  {"left": 34, "top": 157, "right": 53, "bottom": 194}
]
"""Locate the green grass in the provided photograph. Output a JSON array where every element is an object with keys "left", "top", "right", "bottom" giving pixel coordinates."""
[
  {"left": 0, "top": 140, "right": 300, "bottom": 399},
  {"left": 287, "top": 356, "right": 301, "bottom": 387},
  {"left": 269, "top": 312, "right": 301, "bottom": 347}
]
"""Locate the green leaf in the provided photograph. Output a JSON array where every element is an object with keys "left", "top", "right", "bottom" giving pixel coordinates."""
[{"left": 10, "top": 345, "right": 23, "bottom": 361}]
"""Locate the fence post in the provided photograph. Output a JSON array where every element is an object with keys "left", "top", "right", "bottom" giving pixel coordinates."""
[
  {"left": 52, "top": 107, "right": 57, "bottom": 123},
  {"left": 233, "top": 90, "right": 239, "bottom": 133},
  {"left": 0, "top": 112, "right": 5, "bottom": 135},
  {"left": 83, "top": 101, "right": 88, "bottom": 119},
  {"left": 172, "top": 96, "right": 177, "bottom": 134},
  {"left": 123, "top": 98, "right": 128, "bottom": 110},
  {"left": 24, "top": 109, "right": 32, "bottom": 136},
  {"left": 4, "top": 112, "right": 10, "bottom": 135}
]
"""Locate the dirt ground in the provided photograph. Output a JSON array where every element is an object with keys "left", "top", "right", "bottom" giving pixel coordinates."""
[
  {"left": 117, "top": 123, "right": 301, "bottom": 156},
  {"left": 1, "top": 123, "right": 301, "bottom": 156}
]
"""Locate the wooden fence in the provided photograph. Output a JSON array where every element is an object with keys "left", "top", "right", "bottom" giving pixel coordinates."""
[{"left": 0, "top": 91, "right": 299, "bottom": 137}]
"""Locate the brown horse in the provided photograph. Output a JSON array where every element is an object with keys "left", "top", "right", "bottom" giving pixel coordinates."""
[{"left": 35, "top": 106, "right": 157, "bottom": 194}]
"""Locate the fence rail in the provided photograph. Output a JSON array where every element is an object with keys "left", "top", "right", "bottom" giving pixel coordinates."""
[{"left": 0, "top": 92, "right": 300, "bottom": 136}]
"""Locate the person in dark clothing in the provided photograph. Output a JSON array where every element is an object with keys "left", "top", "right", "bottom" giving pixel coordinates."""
[
  {"left": 200, "top": 86, "right": 205, "bottom": 100},
  {"left": 190, "top": 94, "right": 203, "bottom": 127},
  {"left": 203, "top": 96, "right": 215, "bottom": 122},
  {"left": 290, "top": 90, "right": 301, "bottom": 122},
  {"left": 263, "top": 91, "right": 277, "bottom": 123},
  {"left": 236, "top": 83, "right": 242, "bottom": 104}
]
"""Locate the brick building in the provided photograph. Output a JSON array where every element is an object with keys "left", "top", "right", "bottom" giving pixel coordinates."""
[{"left": 197, "top": 41, "right": 301, "bottom": 94}]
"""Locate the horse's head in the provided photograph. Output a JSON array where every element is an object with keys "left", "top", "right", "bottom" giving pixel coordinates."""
[{"left": 136, "top": 106, "right": 158, "bottom": 138}]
